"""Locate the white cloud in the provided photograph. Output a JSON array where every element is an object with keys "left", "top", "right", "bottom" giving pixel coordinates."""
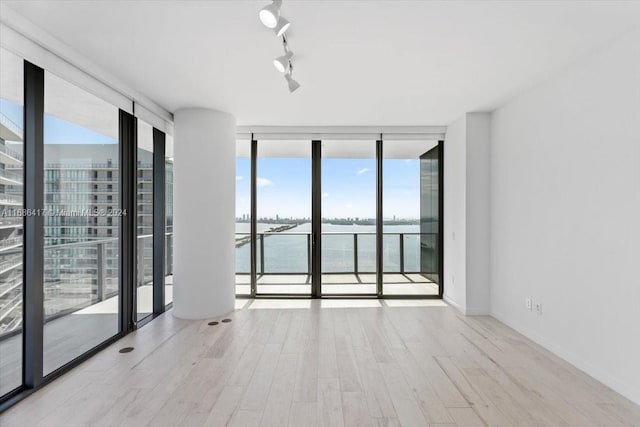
[
  {"left": 256, "top": 177, "right": 274, "bottom": 187},
  {"left": 356, "top": 168, "right": 371, "bottom": 175},
  {"left": 236, "top": 175, "right": 243, "bottom": 181}
]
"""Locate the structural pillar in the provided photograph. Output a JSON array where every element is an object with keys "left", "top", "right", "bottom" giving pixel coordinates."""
[{"left": 173, "top": 108, "right": 236, "bottom": 319}]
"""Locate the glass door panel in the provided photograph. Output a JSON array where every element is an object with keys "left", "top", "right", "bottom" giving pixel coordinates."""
[
  {"left": 382, "top": 140, "right": 440, "bottom": 296},
  {"left": 256, "top": 140, "right": 311, "bottom": 295},
  {"left": 0, "top": 48, "right": 24, "bottom": 396},
  {"left": 136, "top": 120, "right": 153, "bottom": 321},
  {"left": 320, "top": 140, "right": 377, "bottom": 295},
  {"left": 235, "top": 138, "right": 251, "bottom": 296},
  {"left": 43, "top": 71, "right": 120, "bottom": 374}
]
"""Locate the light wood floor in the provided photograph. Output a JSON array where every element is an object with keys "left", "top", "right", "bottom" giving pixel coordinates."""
[{"left": 2, "top": 299, "right": 639, "bottom": 427}]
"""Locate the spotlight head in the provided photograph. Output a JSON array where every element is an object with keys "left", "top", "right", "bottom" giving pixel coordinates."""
[
  {"left": 285, "top": 73, "right": 300, "bottom": 93},
  {"left": 273, "top": 51, "right": 293, "bottom": 73},
  {"left": 259, "top": 0, "right": 282, "bottom": 29},
  {"left": 273, "top": 17, "right": 291, "bottom": 37}
]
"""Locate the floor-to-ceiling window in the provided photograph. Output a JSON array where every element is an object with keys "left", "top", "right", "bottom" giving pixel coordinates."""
[
  {"left": 235, "top": 135, "right": 443, "bottom": 299},
  {"left": 256, "top": 140, "right": 312, "bottom": 295},
  {"left": 165, "top": 133, "right": 173, "bottom": 306},
  {"left": 320, "top": 140, "right": 377, "bottom": 295},
  {"left": 382, "top": 140, "right": 440, "bottom": 296},
  {"left": 0, "top": 53, "right": 174, "bottom": 409},
  {"left": 136, "top": 120, "right": 153, "bottom": 321},
  {"left": 43, "top": 71, "right": 121, "bottom": 374},
  {"left": 235, "top": 138, "right": 251, "bottom": 296},
  {"left": 0, "top": 48, "right": 25, "bottom": 398}
]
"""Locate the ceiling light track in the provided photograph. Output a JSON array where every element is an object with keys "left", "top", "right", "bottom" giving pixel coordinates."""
[{"left": 259, "top": 0, "right": 300, "bottom": 93}]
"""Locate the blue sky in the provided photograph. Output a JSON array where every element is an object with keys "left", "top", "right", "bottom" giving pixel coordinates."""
[{"left": 236, "top": 157, "right": 421, "bottom": 219}]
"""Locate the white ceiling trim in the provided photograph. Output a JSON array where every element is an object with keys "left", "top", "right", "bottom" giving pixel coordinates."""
[
  {"left": 0, "top": 3, "right": 173, "bottom": 127},
  {"left": 237, "top": 126, "right": 446, "bottom": 141}
]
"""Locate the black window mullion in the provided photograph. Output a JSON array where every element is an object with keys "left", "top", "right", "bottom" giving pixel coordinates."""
[
  {"left": 438, "top": 139, "right": 444, "bottom": 298},
  {"left": 152, "top": 128, "right": 166, "bottom": 314},
  {"left": 119, "top": 110, "right": 136, "bottom": 332},
  {"left": 311, "top": 140, "right": 321, "bottom": 298},
  {"left": 23, "top": 61, "right": 45, "bottom": 389},
  {"left": 250, "top": 138, "right": 257, "bottom": 297},
  {"left": 376, "top": 138, "right": 383, "bottom": 297}
]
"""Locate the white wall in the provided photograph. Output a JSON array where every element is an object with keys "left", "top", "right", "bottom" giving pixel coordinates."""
[
  {"left": 444, "top": 116, "right": 467, "bottom": 311},
  {"left": 490, "top": 28, "right": 640, "bottom": 404},
  {"left": 444, "top": 113, "right": 491, "bottom": 315},
  {"left": 465, "top": 113, "right": 491, "bottom": 314}
]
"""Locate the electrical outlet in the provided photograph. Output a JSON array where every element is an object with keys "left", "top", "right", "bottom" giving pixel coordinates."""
[
  {"left": 526, "top": 298, "right": 532, "bottom": 310},
  {"left": 535, "top": 303, "right": 542, "bottom": 315}
]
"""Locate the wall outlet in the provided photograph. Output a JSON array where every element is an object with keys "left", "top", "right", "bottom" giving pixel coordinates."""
[
  {"left": 535, "top": 303, "right": 542, "bottom": 315},
  {"left": 526, "top": 298, "right": 532, "bottom": 310}
]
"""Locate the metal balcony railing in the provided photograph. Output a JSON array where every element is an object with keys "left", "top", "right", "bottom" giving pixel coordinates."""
[
  {"left": 0, "top": 143, "right": 23, "bottom": 161},
  {"left": 0, "top": 232, "right": 174, "bottom": 339},
  {"left": 0, "top": 168, "right": 22, "bottom": 183},
  {"left": 0, "top": 112, "right": 23, "bottom": 142},
  {"left": 235, "top": 231, "right": 438, "bottom": 275}
]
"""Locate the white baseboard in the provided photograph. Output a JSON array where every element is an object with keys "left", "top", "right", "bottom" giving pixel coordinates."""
[
  {"left": 443, "top": 295, "right": 464, "bottom": 314},
  {"left": 465, "top": 307, "right": 490, "bottom": 316},
  {"left": 491, "top": 309, "right": 640, "bottom": 406}
]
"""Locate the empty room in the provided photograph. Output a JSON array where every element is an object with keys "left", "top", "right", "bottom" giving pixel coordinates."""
[{"left": 0, "top": 1, "right": 639, "bottom": 426}]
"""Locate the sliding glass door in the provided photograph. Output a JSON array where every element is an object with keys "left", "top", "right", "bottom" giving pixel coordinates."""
[
  {"left": 235, "top": 137, "right": 443, "bottom": 299},
  {"left": 255, "top": 140, "right": 312, "bottom": 296},
  {"left": 43, "top": 71, "right": 121, "bottom": 374},
  {"left": 320, "top": 140, "right": 377, "bottom": 295},
  {"left": 1, "top": 58, "right": 174, "bottom": 406},
  {"left": 382, "top": 140, "right": 441, "bottom": 296}
]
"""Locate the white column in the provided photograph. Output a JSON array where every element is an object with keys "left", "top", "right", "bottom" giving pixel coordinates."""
[{"left": 173, "top": 108, "right": 236, "bottom": 319}]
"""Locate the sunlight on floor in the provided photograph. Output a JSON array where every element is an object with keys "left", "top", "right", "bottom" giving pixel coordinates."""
[
  {"left": 383, "top": 299, "right": 448, "bottom": 307},
  {"left": 247, "top": 299, "right": 312, "bottom": 310},
  {"left": 319, "top": 299, "right": 382, "bottom": 308}
]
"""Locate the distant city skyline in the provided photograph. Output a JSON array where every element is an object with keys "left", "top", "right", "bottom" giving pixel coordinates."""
[{"left": 236, "top": 157, "right": 422, "bottom": 219}]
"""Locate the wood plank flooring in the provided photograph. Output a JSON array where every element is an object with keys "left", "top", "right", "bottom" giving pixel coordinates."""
[{"left": 2, "top": 299, "right": 639, "bottom": 426}]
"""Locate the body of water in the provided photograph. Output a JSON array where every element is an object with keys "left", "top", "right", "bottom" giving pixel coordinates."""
[{"left": 236, "top": 222, "right": 436, "bottom": 274}]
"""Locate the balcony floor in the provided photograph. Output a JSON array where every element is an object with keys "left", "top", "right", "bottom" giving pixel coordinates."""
[
  {"left": 0, "top": 283, "right": 173, "bottom": 397},
  {"left": 236, "top": 273, "right": 439, "bottom": 295},
  {"left": 2, "top": 299, "right": 640, "bottom": 426}
]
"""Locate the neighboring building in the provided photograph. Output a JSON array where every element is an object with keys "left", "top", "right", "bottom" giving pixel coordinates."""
[
  {"left": 0, "top": 112, "right": 24, "bottom": 336},
  {"left": 0, "top": 127, "right": 158, "bottom": 334}
]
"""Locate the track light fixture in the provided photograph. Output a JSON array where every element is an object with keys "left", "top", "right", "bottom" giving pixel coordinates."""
[
  {"left": 273, "top": 17, "right": 290, "bottom": 37},
  {"left": 274, "top": 51, "right": 293, "bottom": 73},
  {"left": 259, "top": 0, "right": 301, "bottom": 93},
  {"left": 259, "top": 0, "right": 282, "bottom": 29},
  {"left": 284, "top": 72, "right": 300, "bottom": 93}
]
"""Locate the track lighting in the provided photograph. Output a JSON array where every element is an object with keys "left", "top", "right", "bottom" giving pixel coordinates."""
[
  {"left": 259, "top": 0, "right": 282, "bottom": 29},
  {"left": 259, "top": 0, "right": 302, "bottom": 93},
  {"left": 273, "top": 51, "right": 293, "bottom": 73},
  {"left": 273, "top": 17, "right": 290, "bottom": 37},
  {"left": 285, "top": 72, "right": 300, "bottom": 93}
]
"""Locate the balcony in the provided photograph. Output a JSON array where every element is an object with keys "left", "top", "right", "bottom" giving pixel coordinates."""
[
  {"left": 0, "top": 233, "right": 174, "bottom": 396},
  {"left": 0, "top": 168, "right": 22, "bottom": 186},
  {"left": 235, "top": 231, "right": 439, "bottom": 296}
]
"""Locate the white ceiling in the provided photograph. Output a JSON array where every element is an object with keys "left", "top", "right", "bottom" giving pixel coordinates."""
[{"left": 4, "top": 1, "right": 640, "bottom": 126}]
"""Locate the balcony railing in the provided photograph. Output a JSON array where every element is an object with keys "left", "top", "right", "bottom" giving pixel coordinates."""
[
  {"left": 236, "top": 231, "right": 438, "bottom": 275},
  {"left": 0, "top": 232, "right": 174, "bottom": 338},
  {"left": 0, "top": 112, "right": 23, "bottom": 142},
  {"left": 0, "top": 168, "right": 22, "bottom": 183},
  {"left": 0, "top": 142, "right": 23, "bottom": 161}
]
